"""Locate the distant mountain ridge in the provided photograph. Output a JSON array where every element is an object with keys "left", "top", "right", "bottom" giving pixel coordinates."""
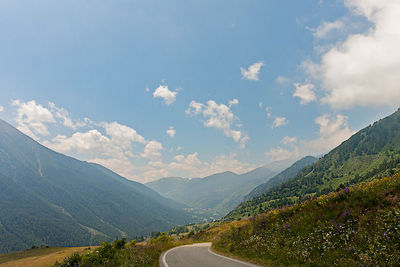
[
  {"left": 146, "top": 166, "right": 275, "bottom": 219},
  {"left": 0, "top": 119, "right": 191, "bottom": 253},
  {"left": 245, "top": 156, "right": 318, "bottom": 200},
  {"left": 227, "top": 108, "right": 400, "bottom": 219}
]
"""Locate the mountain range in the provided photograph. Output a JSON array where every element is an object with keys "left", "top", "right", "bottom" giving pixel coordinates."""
[
  {"left": 146, "top": 166, "right": 275, "bottom": 219},
  {"left": 0, "top": 119, "right": 191, "bottom": 253}
]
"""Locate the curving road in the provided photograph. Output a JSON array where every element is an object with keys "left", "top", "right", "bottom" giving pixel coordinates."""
[{"left": 160, "top": 242, "right": 262, "bottom": 267}]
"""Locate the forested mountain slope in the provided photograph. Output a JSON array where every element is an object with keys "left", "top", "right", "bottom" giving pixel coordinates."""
[
  {"left": 0, "top": 119, "right": 191, "bottom": 253},
  {"left": 228, "top": 108, "right": 400, "bottom": 219},
  {"left": 245, "top": 156, "right": 317, "bottom": 200}
]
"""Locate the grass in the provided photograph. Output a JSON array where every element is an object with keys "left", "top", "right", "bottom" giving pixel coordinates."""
[
  {"left": 52, "top": 234, "right": 199, "bottom": 267},
  {"left": 0, "top": 246, "right": 94, "bottom": 267},
  {"left": 196, "top": 173, "right": 400, "bottom": 266}
]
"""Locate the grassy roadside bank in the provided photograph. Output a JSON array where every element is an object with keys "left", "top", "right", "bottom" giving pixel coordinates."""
[{"left": 200, "top": 174, "right": 400, "bottom": 266}]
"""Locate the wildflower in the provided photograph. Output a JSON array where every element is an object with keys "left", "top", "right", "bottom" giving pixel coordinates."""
[
  {"left": 341, "top": 209, "right": 351, "bottom": 218},
  {"left": 259, "top": 218, "right": 267, "bottom": 230}
]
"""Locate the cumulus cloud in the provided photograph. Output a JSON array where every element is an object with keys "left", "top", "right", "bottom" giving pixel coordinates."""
[
  {"left": 0, "top": 105, "right": 3, "bottom": 112},
  {"left": 141, "top": 140, "right": 163, "bottom": 161},
  {"left": 266, "top": 113, "right": 354, "bottom": 162},
  {"left": 12, "top": 100, "right": 56, "bottom": 139},
  {"left": 312, "top": 20, "right": 345, "bottom": 39},
  {"left": 44, "top": 130, "right": 113, "bottom": 157},
  {"left": 186, "top": 100, "right": 248, "bottom": 146},
  {"left": 293, "top": 83, "right": 317, "bottom": 104},
  {"left": 240, "top": 61, "right": 264, "bottom": 81},
  {"left": 308, "top": 0, "right": 400, "bottom": 109},
  {"left": 166, "top": 126, "right": 176, "bottom": 138},
  {"left": 43, "top": 120, "right": 151, "bottom": 181},
  {"left": 153, "top": 85, "right": 177, "bottom": 105},
  {"left": 228, "top": 99, "right": 239, "bottom": 107},
  {"left": 272, "top": 117, "right": 288, "bottom": 128},
  {"left": 103, "top": 121, "right": 146, "bottom": 147},
  {"left": 48, "top": 102, "right": 85, "bottom": 130}
]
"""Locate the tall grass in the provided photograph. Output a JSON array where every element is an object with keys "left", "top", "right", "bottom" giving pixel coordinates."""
[{"left": 204, "top": 174, "right": 400, "bottom": 266}]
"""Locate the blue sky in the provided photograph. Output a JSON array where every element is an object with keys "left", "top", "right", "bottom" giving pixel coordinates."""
[{"left": 0, "top": 0, "right": 399, "bottom": 182}]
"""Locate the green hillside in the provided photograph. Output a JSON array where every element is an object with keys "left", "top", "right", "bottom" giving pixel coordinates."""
[
  {"left": 228, "top": 108, "right": 400, "bottom": 219},
  {"left": 0, "top": 119, "right": 191, "bottom": 253},
  {"left": 146, "top": 167, "right": 275, "bottom": 219},
  {"left": 202, "top": 174, "right": 400, "bottom": 266},
  {"left": 245, "top": 156, "right": 317, "bottom": 201}
]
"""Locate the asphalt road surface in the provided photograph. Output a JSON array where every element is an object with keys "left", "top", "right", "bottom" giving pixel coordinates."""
[{"left": 160, "top": 242, "right": 262, "bottom": 267}]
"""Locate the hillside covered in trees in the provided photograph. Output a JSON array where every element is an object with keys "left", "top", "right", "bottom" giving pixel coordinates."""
[{"left": 228, "top": 108, "right": 400, "bottom": 219}]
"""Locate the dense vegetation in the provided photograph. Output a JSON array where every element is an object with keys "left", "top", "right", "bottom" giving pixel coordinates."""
[
  {"left": 228, "top": 108, "right": 400, "bottom": 219},
  {"left": 146, "top": 166, "right": 275, "bottom": 219},
  {"left": 203, "top": 174, "right": 400, "bottom": 266},
  {"left": 245, "top": 156, "right": 317, "bottom": 200},
  {"left": 53, "top": 235, "right": 193, "bottom": 267},
  {"left": 0, "top": 119, "right": 191, "bottom": 253}
]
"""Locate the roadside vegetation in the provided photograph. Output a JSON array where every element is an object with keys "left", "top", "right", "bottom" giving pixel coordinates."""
[
  {"left": 200, "top": 174, "right": 400, "bottom": 266},
  {"left": 52, "top": 234, "right": 196, "bottom": 267}
]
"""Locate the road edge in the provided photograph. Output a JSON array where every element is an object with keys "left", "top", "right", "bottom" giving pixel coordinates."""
[{"left": 160, "top": 242, "right": 262, "bottom": 267}]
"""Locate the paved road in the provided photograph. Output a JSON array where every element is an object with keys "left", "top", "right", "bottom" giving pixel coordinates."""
[{"left": 160, "top": 242, "right": 262, "bottom": 267}]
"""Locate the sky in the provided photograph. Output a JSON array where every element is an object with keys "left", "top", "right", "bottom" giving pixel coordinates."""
[{"left": 0, "top": 0, "right": 399, "bottom": 182}]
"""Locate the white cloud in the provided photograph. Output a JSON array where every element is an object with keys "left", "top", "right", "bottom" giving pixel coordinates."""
[
  {"left": 240, "top": 134, "right": 249, "bottom": 149},
  {"left": 308, "top": 0, "right": 400, "bottom": 109},
  {"left": 266, "top": 146, "right": 300, "bottom": 162},
  {"left": 153, "top": 85, "right": 177, "bottom": 105},
  {"left": 240, "top": 61, "right": 264, "bottom": 81},
  {"left": 0, "top": 105, "right": 3, "bottom": 112},
  {"left": 272, "top": 117, "right": 288, "bottom": 128},
  {"left": 166, "top": 153, "right": 254, "bottom": 179},
  {"left": 266, "top": 113, "right": 354, "bottom": 162},
  {"left": 307, "top": 114, "right": 353, "bottom": 153},
  {"left": 281, "top": 136, "right": 297, "bottom": 146},
  {"left": 166, "top": 126, "right": 176, "bottom": 138},
  {"left": 312, "top": 20, "right": 345, "bottom": 39},
  {"left": 186, "top": 100, "right": 248, "bottom": 146},
  {"left": 48, "top": 102, "right": 85, "bottom": 130},
  {"left": 228, "top": 99, "right": 239, "bottom": 107},
  {"left": 141, "top": 140, "right": 163, "bottom": 161},
  {"left": 43, "top": 120, "right": 151, "bottom": 181},
  {"left": 103, "top": 121, "right": 146, "bottom": 147},
  {"left": 44, "top": 130, "right": 113, "bottom": 157},
  {"left": 90, "top": 157, "right": 140, "bottom": 181},
  {"left": 293, "top": 83, "right": 317, "bottom": 104},
  {"left": 276, "top": 76, "right": 290, "bottom": 84},
  {"left": 265, "top": 106, "right": 272, "bottom": 118},
  {"left": 12, "top": 100, "right": 56, "bottom": 139}
]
